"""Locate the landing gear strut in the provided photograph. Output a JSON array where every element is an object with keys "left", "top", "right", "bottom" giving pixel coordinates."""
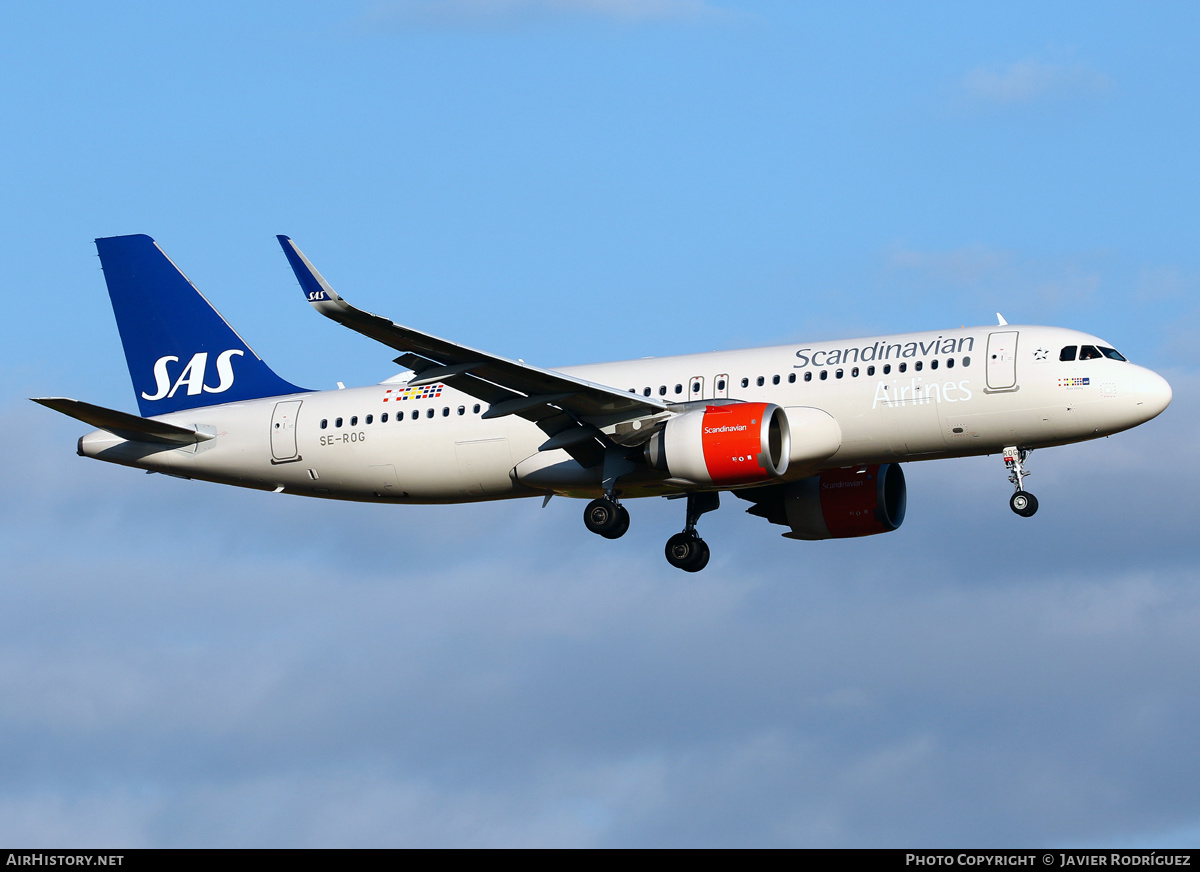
[
  {"left": 584, "top": 496, "right": 630, "bottom": 539},
  {"left": 583, "top": 447, "right": 637, "bottom": 540},
  {"left": 1003, "top": 446, "right": 1039, "bottom": 517},
  {"left": 665, "top": 492, "right": 719, "bottom": 572}
]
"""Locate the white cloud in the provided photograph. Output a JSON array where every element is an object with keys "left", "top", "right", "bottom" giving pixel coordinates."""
[
  {"left": 884, "top": 243, "right": 1103, "bottom": 311},
  {"left": 1136, "top": 266, "right": 1198, "bottom": 303},
  {"left": 3, "top": 378, "right": 1197, "bottom": 846},
  {"left": 961, "top": 59, "right": 1112, "bottom": 106},
  {"left": 361, "top": 0, "right": 731, "bottom": 30},
  {"left": 885, "top": 244, "right": 1013, "bottom": 286}
]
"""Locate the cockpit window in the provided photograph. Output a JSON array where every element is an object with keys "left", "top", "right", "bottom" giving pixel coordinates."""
[
  {"left": 1079, "top": 345, "right": 1102, "bottom": 360},
  {"left": 1060, "top": 346, "right": 1077, "bottom": 361},
  {"left": 1099, "top": 346, "right": 1127, "bottom": 361}
]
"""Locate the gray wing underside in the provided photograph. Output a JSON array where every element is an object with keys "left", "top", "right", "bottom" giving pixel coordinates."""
[{"left": 278, "top": 236, "right": 669, "bottom": 467}]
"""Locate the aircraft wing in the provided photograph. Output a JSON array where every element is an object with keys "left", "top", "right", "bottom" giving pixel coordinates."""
[{"left": 278, "top": 236, "right": 668, "bottom": 465}]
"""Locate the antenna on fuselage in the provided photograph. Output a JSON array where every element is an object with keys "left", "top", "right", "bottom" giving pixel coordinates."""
[{"left": 996, "top": 313, "right": 1008, "bottom": 326}]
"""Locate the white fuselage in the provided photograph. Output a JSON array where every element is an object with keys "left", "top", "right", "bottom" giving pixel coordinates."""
[{"left": 78, "top": 324, "right": 1172, "bottom": 504}]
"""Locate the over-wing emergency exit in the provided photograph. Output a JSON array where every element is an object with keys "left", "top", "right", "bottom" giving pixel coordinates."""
[{"left": 34, "top": 235, "right": 1173, "bottom": 571}]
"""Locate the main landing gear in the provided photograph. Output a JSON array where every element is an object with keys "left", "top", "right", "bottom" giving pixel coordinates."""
[
  {"left": 665, "top": 492, "right": 719, "bottom": 573},
  {"left": 583, "top": 496, "right": 630, "bottom": 539},
  {"left": 582, "top": 490, "right": 720, "bottom": 572},
  {"left": 1003, "top": 446, "right": 1039, "bottom": 517}
]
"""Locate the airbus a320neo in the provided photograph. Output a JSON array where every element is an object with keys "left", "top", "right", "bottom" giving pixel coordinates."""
[{"left": 35, "top": 235, "right": 1172, "bottom": 572}]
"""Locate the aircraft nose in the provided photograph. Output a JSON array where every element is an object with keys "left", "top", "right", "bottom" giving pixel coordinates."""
[{"left": 1133, "top": 367, "right": 1172, "bottom": 421}]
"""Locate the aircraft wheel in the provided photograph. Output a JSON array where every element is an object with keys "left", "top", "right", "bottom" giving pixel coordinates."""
[
  {"left": 600, "top": 505, "right": 630, "bottom": 540},
  {"left": 584, "top": 498, "right": 622, "bottom": 536},
  {"left": 665, "top": 532, "right": 710, "bottom": 572},
  {"left": 1009, "top": 491, "right": 1039, "bottom": 517}
]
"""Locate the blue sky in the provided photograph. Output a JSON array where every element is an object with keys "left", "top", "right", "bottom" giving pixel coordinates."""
[{"left": 1, "top": 0, "right": 1198, "bottom": 847}]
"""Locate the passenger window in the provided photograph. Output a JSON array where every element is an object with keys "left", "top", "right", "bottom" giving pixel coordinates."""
[
  {"left": 819, "top": 370, "right": 828, "bottom": 380},
  {"left": 442, "top": 407, "right": 448, "bottom": 416},
  {"left": 851, "top": 367, "right": 859, "bottom": 377},
  {"left": 335, "top": 417, "right": 343, "bottom": 428},
  {"left": 787, "top": 373, "right": 795, "bottom": 383},
  {"left": 946, "top": 358, "right": 955, "bottom": 369},
  {"left": 366, "top": 414, "right": 373, "bottom": 424},
  {"left": 473, "top": 404, "right": 481, "bottom": 414},
  {"left": 756, "top": 376, "right": 764, "bottom": 387},
  {"left": 411, "top": 410, "right": 419, "bottom": 420},
  {"left": 381, "top": 413, "right": 388, "bottom": 423},
  {"left": 899, "top": 363, "right": 907, "bottom": 373},
  {"left": 914, "top": 361, "right": 923, "bottom": 372},
  {"left": 962, "top": 356, "right": 971, "bottom": 367},
  {"left": 458, "top": 406, "right": 465, "bottom": 415},
  {"left": 741, "top": 378, "right": 749, "bottom": 388},
  {"left": 320, "top": 419, "right": 328, "bottom": 429},
  {"left": 643, "top": 387, "right": 651, "bottom": 397},
  {"left": 804, "top": 372, "right": 812, "bottom": 382},
  {"left": 658, "top": 386, "right": 666, "bottom": 396},
  {"left": 836, "top": 369, "right": 844, "bottom": 379},
  {"left": 1060, "top": 346, "right": 1078, "bottom": 362},
  {"left": 426, "top": 408, "right": 435, "bottom": 418},
  {"left": 674, "top": 384, "right": 683, "bottom": 395},
  {"left": 867, "top": 366, "right": 875, "bottom": 376},
  {"left": 350, "top": 416, "right": 358, "bottom": 426},
  {"left": 930, "top": 359, "right": 938, "bottom": 370},
  {"left": 717, "top": 378, "right": 726, "bottom": 390},
  {"left": 883, "top": 364, "right": 891, "bottom": 375},
  {"left": 1080, "top": 345, "right": 1101, "bottom": 360},
  {"left": 772, "top": 375, "right": 780, "bottom": 385}
]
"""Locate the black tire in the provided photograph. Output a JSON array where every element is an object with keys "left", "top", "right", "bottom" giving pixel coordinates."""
[
  {"left": 665, "top": 532, "right": 709, "bottom": 572},
  {"left": 601, "top": 505, "right": 630, "bottom": 540},
  {"left": 584, "top": 498, "right": 621, "bottom": 536},
  {"left": 1010, "top": 491, "right": 1039, "bottom": 517}
]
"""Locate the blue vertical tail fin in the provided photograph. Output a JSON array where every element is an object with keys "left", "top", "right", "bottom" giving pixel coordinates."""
[{"left": 96, "top": 235, "right": 308, "bottom": 416}]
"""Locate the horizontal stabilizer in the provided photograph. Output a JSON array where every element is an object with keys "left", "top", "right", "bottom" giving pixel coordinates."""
[{"left": 31, "top": 397, "right": 214, "bottom": 445}]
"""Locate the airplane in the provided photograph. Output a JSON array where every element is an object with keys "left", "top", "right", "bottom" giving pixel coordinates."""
[{"left": 34, "top": 234, "right": 1173, "bottom": 572}]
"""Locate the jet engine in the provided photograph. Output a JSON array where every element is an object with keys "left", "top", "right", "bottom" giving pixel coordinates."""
[
  {"left": 645, "top": 402, "right": 790, "bottom": 486},
  {"left": 738, "top": 463, "right": 906, "bottom": 540}
]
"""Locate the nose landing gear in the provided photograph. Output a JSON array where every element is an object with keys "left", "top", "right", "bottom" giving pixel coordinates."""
[
  {"left": 1009, "top": 490, "right": 1039, "bottom": 517},
  {"left": 1003, "top": 446, "right": 1038, "bottom": 517},
  {"left": 664, "top": 491, "right": 719, "bottom": 572}
]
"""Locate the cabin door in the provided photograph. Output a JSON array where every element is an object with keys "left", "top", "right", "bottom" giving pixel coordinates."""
[
  {"left": 270, "top": 400, "right": 303, "bottom": 463},
  {"left": 986, "top": 331, "right": 1020, "bottom": 392}
]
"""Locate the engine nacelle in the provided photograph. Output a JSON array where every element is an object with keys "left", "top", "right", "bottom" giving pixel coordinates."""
[
  {"left": 645, "top": 402, "right": 790, "bottom": 486},
  {"left": 782, "top": 463, "right": 906, "bottom": 540}
]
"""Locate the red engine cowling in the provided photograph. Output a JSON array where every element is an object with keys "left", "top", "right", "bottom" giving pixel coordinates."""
[
  {"left": 782, "top": 463, "right": 906, "bottom": 540},
  {"left": 645, "top": 402, "right": 791, "bottom": 486}
]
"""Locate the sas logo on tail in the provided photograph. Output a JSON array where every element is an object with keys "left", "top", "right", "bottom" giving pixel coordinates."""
[{"left": 142, "top": 350, "right": 244, "bottom": 401}]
